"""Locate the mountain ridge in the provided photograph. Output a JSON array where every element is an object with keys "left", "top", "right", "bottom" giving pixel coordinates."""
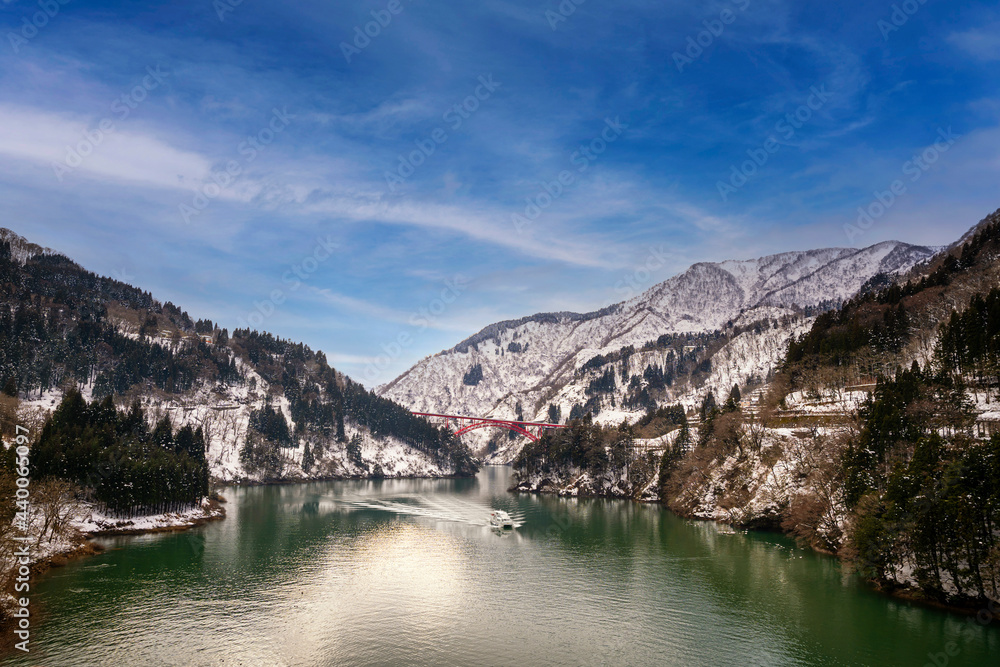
[
  {"left": 439, "top": 240, "right": 933, "bottom": 360},
  {"left": 379, "top": 239, "right": 937, "bottom": 460},
  {"left": 0, "top": 228, "right": 478, "bottom": 483}
]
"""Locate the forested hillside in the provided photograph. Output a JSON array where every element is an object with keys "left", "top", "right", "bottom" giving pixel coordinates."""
[
  {"left": 512, "top": 208, "right": 1000, "bottom": 609},
  {"left": 382, "top": 240, "right": 935, "bottom": 462},
  {"left": 30, "top": 390, "right": 210, "bottom": 516},
  {"left": 773, "top": 209, "right": 1000, "bottom": 604},
  {"left": 779, "top": 208, "right": 1000, "bottom": 395},
  {"left": 0, "top": 229, "right": 478, "bottom": 496}
]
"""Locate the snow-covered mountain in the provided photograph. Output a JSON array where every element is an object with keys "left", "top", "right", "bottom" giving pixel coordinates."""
[
  {"left": 379, "top": 241, "right": 935, "bottom": 460},
  {"left": 20, "top": 361, "right": 461, "bottom": 484},
  {"left": 2, "top": 227, "right": 479, "bottom": 483}
]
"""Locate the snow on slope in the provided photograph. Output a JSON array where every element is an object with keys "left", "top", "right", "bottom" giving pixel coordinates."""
[
  {"left": 0, "top": 227, "right": 57, "bottom": 264},
  {"left": 379, "top": 242, "right": 934, "bottom": 460},
  {"left": 22, "top": 334, "right": 463, "bottom": 483},
  {"left": 156, "top": 355, "right": 461, "bottom": 482},
  {"left": 759, "top": 241, "right": 932, "bottom": 307}
]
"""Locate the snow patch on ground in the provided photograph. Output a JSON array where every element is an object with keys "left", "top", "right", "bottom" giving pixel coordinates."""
[
  {"left": 1, "top": 496, "right": 223, "bottom": 623},
  {"left": 72, "top": 497, "right": 225, "bottom": 535}
]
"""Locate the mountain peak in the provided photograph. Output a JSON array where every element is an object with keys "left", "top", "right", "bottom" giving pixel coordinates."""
[{"left": 379, "top": 240, "right": 937, "bottom": 460}]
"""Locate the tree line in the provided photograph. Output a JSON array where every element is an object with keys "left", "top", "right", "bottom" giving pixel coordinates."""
[
  {"left": 31, "top": 390, "right": 209, "bottom": 516},
  {"left": 843, "top": 364, "right": 999, "bottom": 603},
  {"left": 773, "top": 210, "right": 1000, "bottom": 604}
]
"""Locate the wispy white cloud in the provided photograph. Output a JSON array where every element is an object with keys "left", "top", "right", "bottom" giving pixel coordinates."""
[
  {"left": 0, "top": 105, "right": 213, "bottom": 191},
  {"left": 332, "top": 97, "right": 436, "bottom": 131},
  {"left": 3, "top": 0, "right": 999, "bottom": 387},
  {"left": 301, "top": 194, "right": 628, "bottom": 269},
  {"left": 948, "top": 23, "right": 1000, "bottom": 61},
  {"left": 311, "top": 288, "right": 413, "bottom": 323}
]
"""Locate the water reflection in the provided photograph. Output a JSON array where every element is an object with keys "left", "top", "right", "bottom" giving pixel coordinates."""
[{"left": 9, "top": 467, "right": 998, "bottom": 667}]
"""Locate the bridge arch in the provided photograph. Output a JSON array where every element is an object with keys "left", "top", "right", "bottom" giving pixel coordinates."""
[
  {"left": 411, "top": 411, "right": 565, "bottom": 442},
  {"left": 453, "top": 420, "right": 539, "bottom": 441}
]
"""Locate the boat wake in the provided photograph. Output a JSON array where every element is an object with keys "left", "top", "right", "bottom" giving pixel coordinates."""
[{"left": 336, "top": 494, "right": 525, "bottom": 528}]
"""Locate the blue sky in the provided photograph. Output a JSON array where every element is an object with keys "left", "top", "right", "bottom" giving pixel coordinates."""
[{"left": 2, "top": 0, "right": 999, "bottom": 385}]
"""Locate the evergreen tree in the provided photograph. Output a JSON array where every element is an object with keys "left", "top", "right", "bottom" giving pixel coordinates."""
[
  {"left": 249, "top": 404, "right": 294, "bottom": 448},
  {"left": 675, "top": 415, "right": 691, "bottom": 451},
  {"left": 31, "top": 391, "right": 209, "bottom": 516},
  {"left": 657, "top": 423, "right": 689, "bottom": 500},
  {"left": 726, "top": 384, "right": 741, "bottom": 409},
  {"left": 302, "top": 441, "right": 315, "bottom": 473},
  {"left": 152, "top": 416, "right": 174, "bottom": 450},
  {"left": 462, "top": 363, "right": 484, "bottom": 385},
  {"left": 547, "top": 403, "right": 562, "bottom": 424},
  {"left": 346, "top": 434, "right": 366, "bottom": 472},
  {"left": 699, "top": 392, "right": 717, "bottom": 422}
]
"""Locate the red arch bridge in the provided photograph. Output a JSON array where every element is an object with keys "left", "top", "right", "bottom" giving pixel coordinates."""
[{"left": 411, "top": 412, "right": 567, "bottom": 442}]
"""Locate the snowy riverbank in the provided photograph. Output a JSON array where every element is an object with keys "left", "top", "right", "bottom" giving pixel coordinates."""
[{"left": 1, "top": 496, "right": 225, "bottom": 646}]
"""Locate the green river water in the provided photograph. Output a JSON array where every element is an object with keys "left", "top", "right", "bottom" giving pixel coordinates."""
[{"left": 9, "top": 466, "right": 998, "bottom": 666}]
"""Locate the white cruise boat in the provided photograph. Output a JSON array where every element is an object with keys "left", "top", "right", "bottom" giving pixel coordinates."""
[{"left": 489, "top": 510, "right": 514, "bottom": 530}]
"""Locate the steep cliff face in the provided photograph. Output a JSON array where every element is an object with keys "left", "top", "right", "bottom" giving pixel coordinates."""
[{"left": 380, "top": 241, "right": 935, "bottom": 461}]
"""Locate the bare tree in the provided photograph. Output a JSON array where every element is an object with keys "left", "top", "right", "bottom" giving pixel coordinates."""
[
  {"left": 0, "top": 469, "right": 20, "bottom": 589},
  {"left": 744, "top": 402, "right": 771, "bottom": 454},
  {"left": 34, "top": 478, "right": 78, "bottom": 545}
]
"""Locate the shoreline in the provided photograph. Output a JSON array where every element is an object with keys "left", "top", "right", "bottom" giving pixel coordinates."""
[
  {"left": 4, "top": 469, "right": 469, "bottom": 601},
  {"left": 11, "top": 471, "right": 993, "bottom": 658},
  {"left": 0, "top": 497, "right": 227, "bottom": 655},
  {"left": 1, "top": 464, "right": 475, "bottom": 656},
  {"left": 1, "top": 466, "right": 472, "bottom": 656},
  {"left": 1, "top": 467, "right": 472, "bottom": 651},
  {"left": 509, "top": 481, "right": 1000, "bottom": 625},
  {"left": 76, "top": 496, "right": 227, "bottom": 536},
  {"left": 0, "top": 539, "right": 104, "bottom": 656},
  {"left": 218, "top": 470, "right": 477, "bottom": 487}
]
